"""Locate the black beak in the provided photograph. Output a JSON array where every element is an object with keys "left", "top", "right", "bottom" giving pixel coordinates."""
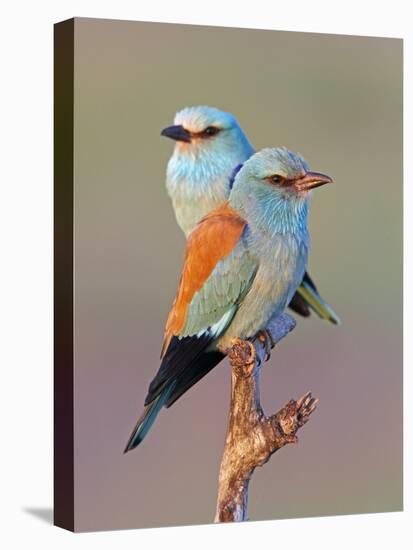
[
  {"left": 161, "top": 125, "right": 192, "bottom": 143},
  {"left": 294, "top": 171, "right": 334, "bottom": 191}
]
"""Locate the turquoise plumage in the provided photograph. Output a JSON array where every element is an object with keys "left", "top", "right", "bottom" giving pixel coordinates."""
[
  {"left": 124, "top": 147, "right": 333, "bottom": 451},
  {"left": 161, "top": 105, "right": 340, "bottom": 324}
]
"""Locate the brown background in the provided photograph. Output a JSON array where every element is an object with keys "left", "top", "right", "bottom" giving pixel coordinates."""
[{"left": 72, "top": 18, "right": 402, "bottom": 531}]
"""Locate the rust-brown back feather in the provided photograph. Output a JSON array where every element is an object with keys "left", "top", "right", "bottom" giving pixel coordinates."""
[{"left": 161, "top": 203, "right": 247, "bottom": 357}]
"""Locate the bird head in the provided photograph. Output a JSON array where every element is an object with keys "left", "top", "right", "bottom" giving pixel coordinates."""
[
  {"left": 161, "top": 106, "right": 253, "bottom": 159},
  {"left": 234, "top": 147, "right": 333, "bottom": 200},
  {"left": 229, "top": 147, "right": 333, "bottom": 233}
]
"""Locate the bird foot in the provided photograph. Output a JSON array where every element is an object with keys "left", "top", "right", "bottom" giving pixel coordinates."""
[{"left": 254, "top": 329, "right": 275, "bottom": 361}]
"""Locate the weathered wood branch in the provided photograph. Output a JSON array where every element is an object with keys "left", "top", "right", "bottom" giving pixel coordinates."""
[{"left": 214, "top": 313, "right": 318, "bottom": 523}]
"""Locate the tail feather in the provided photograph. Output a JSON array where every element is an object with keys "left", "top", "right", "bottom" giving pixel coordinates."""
[
  {"left": 124, "top": 382, "right": 176, "bottom": 453},
  {"left": 296, "top": 281, "right": 341, "bottom": 325}
]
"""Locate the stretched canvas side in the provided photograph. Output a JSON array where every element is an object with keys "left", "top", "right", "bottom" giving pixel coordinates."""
[{"left": 54, "top": 17, "right": 75, "bottom": 532}]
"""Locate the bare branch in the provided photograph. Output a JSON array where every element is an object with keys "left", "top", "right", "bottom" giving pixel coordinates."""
[{"left": 214, "top": 313, "right": 318, "bottom": 523}]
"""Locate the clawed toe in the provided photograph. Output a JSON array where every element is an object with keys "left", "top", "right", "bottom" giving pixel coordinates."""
[{"left": 256, "top": 329, "right": 275, "bottom": 361}]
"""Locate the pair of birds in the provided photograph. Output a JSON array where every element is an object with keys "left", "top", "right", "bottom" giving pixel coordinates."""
[{"left": 124, "top": 106, "right": 338, "bottom": 452}]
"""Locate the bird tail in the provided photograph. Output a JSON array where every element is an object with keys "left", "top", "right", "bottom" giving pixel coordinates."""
[
  {"left": 123, "top": 382, "right": 176, "bottom": 453},
  {"left": 296, "top": 280, "right": 340, "bottom": 325}
]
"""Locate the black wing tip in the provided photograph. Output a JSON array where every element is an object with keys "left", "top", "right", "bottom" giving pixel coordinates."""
[
  {"left": 146, "top": 335, "right": 210, "bottom": 405},
  {"left": 298, "top": 307, "right": 311, "bottom": 318},
  {"left": 123, "top": 436, "right": 139, "bottom": 454},
  {"left": 123, "top": 441, "right": 133, "bottom": 454},
  {"left": 124, "top": 430, "right": 146, "bottom": 453},
  {"left": 288, "top": 291, "right": 312, "bottom": 318}
]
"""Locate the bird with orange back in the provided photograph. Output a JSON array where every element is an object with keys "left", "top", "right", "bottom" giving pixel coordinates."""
[
  {"left": 161, "top": 106, "right": 340, "bottom": 324},
  {"left": 124, "top": 147, "right": 333, "bottom": 451}
]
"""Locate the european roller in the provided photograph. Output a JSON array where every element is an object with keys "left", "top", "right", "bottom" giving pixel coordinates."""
[
  {"left": 125, "top": 147, "right": 333, "bottom": 451},
  {"left": 161, "top": 105, "right": 339, "bottom": 324}
]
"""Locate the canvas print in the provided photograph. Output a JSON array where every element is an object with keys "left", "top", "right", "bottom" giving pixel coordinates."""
[{"left": 54, "top": 17, "right": 403, "bottom": 532}]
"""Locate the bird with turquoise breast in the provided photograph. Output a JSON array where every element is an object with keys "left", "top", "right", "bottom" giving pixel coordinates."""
[
  {"left": 163, "top": 105, "right": 254, "bottom": 235},
  {"left": 161, "top": 105, "right": 339, "bottom": 324},
  {"left": 124, "top": 147, "right": 333, "bottom": 452}
]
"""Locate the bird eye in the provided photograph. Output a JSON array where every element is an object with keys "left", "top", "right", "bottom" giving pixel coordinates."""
[
  {"left": 268, "top": 174, "right": 284, "bottom": 185},
  {"left": 204, "top": 126, "right": 220, "bottom": 137}
]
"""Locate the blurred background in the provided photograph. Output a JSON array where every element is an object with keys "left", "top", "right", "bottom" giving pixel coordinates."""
[{"left": 72, "top": 18, "right": 402, "bottom": 531}]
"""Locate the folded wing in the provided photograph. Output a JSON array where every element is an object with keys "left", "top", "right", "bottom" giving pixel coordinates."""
[
  {"left": 124, "top": 203, "right": 259, "bottom": 451},
  {"left": 147, "top": 203, "right": 258, "bottom": 406}
]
